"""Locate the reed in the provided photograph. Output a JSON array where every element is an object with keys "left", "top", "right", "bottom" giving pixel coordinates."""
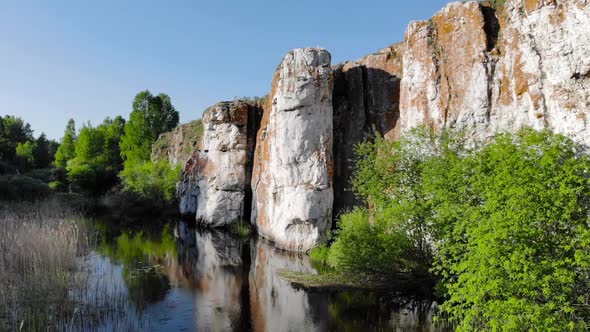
[{"left": 0, "top": 199, "right": 153, "bottom": 331}]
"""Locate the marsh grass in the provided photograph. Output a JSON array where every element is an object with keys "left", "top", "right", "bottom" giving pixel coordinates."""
[{"left": 0, "top": 199, "right": 153, "bottom": 331}]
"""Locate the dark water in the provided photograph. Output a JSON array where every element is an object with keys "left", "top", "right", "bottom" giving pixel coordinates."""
[{"left": 82, "top": 221, "right": 447, "bottom": 332}]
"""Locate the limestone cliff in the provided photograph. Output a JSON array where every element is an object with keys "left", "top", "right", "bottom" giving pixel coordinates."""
[
  {"left": 179, "top": 101, "right": 262, "bottom": 224},
  {"left": 251, "top": 48, "right": 334, "bottom": 252},
  {"left": 399, "top": 0, "right": 590, "bottom": 143},
  {"left": 171, "top": 0, "right": 590, "bottom": 251},
  {"left": 331, "top": 0, "right": 590, "bottom": 217},
  {"left": 332, "top": 44, "right": 403, "bottom": 216}
]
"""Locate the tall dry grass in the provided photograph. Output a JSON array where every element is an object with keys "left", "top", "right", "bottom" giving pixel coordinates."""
[
  {"left": 0, "top": 199, "right": 156, "bottom": 331},
  {"left": 0, "top": 199, "right": 90, "bottom": 331}
]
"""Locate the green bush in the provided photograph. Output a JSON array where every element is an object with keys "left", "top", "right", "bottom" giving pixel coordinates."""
[
  {"left": 424, "top": 129, "right": 590, "bottom": 330},
  {"left": 328, "top": 127, "right": 590, "bottom": 329},
  {"left": 49, "top": 181, "right": 67, "bottom": 192},
  {"left": 66, "top": 162, "right": 118, "bottom": 195},
  {"left": 327, "top": 208, "right": 417, "bottom": 280},
  {"left": 119, "top": 160, "right": 180, "bottom": 202},
  {"left": 0, "top": 175, "right": 51, "bottom": 201},
  {"left": 24, "top": 168, "right": 52, "bottom": 183},
  {"left": 310, "top": 245, "right": 330, "bottom": 265}
]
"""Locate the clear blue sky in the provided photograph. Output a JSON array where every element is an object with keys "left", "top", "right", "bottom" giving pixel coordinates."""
[{"left": 1, "top": 0, "right": 450, "bottom": 140}]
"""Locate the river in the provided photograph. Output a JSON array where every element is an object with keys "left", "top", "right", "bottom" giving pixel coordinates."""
[{"left": 77, "top": 220, "right": 447, "bottom": 331}]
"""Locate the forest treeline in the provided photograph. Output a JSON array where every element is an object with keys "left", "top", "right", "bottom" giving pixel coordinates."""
[{"left": 0, "top": 90, "right": 182, "bottom": 208}]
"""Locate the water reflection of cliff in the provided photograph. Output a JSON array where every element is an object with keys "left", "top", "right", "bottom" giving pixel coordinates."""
[
  {"left": 171, "top": 222, "right": 446, "bottom": 331},
  {"left": 174, "top": 224, "right": 250, "bottom": 331},
  {"left": 249, "top": 238, "right": 330, "bottom": 331}
]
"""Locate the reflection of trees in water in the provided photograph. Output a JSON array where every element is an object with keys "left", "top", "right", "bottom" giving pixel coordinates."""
[
  {"left": 327, "top": 291, "right": 441, "bottom": 331},
  {"left": 97, "top": 224, "right": 177, "bottom": 308},
  {"left": 99, "top": 222, "right": 445, "bottom": 331}
]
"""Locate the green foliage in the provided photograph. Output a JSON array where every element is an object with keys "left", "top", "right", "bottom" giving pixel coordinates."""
[
  {"left": 32, "top": 133, "right": 53, "bottom": 169},
  {"left": 424, "top": 129, "right": 590, "bottom": 330},
  {"left": 331, "top": 127, "right": 590, "bottom": 329},
  {"left": 0, "top": 175, "right": 51, "bottom": 201},
  {"left": 328, "top": 208, "right": 418, "bottom": 280},
  {"left": 54, "top": 119, "right": 76, "bottom": 168},
  {"left": 102, "top": 116, "right": 126, "bottom": 171},
  {"left": 58, "top": 117, "right": 126, "bottom": 195},
  {"left": 15, "top": 141, "right": 35, "bottom": 169},
  {"left": 310, "top": 245, "right": 330, "bottom": 265},
  {"left": 331, "top": 128, "right": 462, "bottom": 278},
  {"left": 24, "top": 168, "right": 53, "bottom": 183},
  {"left": 0, "top": 115, "right": 33, "bottom": 162},
  {"left": 120, "top": 91, "right": 179, "bottom": 165},
  {"left": 48, "top": 180, "right": 67, "bottom": 192},
  {"left": 119, "top": 160, "right": 180, "bottom": 202}
]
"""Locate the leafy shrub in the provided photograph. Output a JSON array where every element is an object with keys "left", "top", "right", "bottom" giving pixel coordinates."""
[
  {"left": 67, "top": 162, "right": 118, "bottom": 195},
  {"left": 424, "top": 129, "right": 590, "bottom": 330},
  {"left": 327, "top": 208, "right": 417, "bottom": 280},
  {"left": 119, "top": 160, "right": 180, "bottom": 202},
  {"left": 328, "top": 127, "right": 590, "bottom": 328},
  {"left": 310, "top": 245, "right": 330, "bottom": 265},
  {"left": 49, "top": 181, "right": 67, "bottom": 192},
  {"left": 0, "top": 175, "right": 51, "bottom": 201},
  {"left": 24, "top": 168, "right": 52, "bottom": 183}
]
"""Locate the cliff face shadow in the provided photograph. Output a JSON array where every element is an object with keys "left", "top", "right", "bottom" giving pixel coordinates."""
[{"left": 332, "top": 65, "right": 401, "bottom": 221}]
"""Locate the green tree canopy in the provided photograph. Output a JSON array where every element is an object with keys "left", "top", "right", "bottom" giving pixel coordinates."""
[
  {"left": 15, "top": 141, "right": 34, "bottom": 167},
  {"left": 32, "top": 133, "right": 52, "bottom": 169},
  {"left": 102, "top": 116, "right": 126, "bottom": 171},
  {"left": 0, "top": 115, "right": 34, "bottom": 162},
  {"left": 120, "top": 91, "right": 179, "bottom": 165},
  {"left": 54, "top": 119, "right": 77, "bottom": 168}
]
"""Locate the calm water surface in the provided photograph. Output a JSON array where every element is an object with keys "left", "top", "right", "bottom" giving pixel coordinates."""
[{"left": 81, "top": 221, "right": 447, "bottom": 331}]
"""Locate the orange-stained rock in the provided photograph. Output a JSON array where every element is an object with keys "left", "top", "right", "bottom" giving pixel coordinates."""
[
  {"left": 398, "top": 0, "right": 590, "bottom": 144},
  {"left": 331, "top": 44, "right": 403, "bottom": 217},
  {"left": 251, "top": 48, "right": 334, "bottom": 252},
  {"left": 180, "top": 101, "right": 263, "bottom": 225}
]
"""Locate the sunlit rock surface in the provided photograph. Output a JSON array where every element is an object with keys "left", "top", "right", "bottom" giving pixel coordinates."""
[
  {"left": 174, "top": 0, "right": 590, "bottom": 250},
  {"left": 251, "top": 48, "right": 334, "bottom": 252},
  {"left": 399, "top": 0, "right": 590, "bottom": 143},
  {"left": 182, "top": 101, "right": 262, "bottom": 225}
]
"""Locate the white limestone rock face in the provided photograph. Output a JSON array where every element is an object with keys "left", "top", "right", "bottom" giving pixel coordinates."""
[
  {"left": 399, "top": 0, "right": 590, "bottom": 144},
  {"left": 193, "top": 101, "right": 254, "bottom": 227},
  {"left": 251, "top": 48, "right": 334, "bottom": 252}
]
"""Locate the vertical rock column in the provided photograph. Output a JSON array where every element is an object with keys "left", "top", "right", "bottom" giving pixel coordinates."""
[
  {"left": 194, "top": 101, "right": 260, "bottom": 227},
  {"left": 251, "top": 48, "right": 334, "bottom": 252}
]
